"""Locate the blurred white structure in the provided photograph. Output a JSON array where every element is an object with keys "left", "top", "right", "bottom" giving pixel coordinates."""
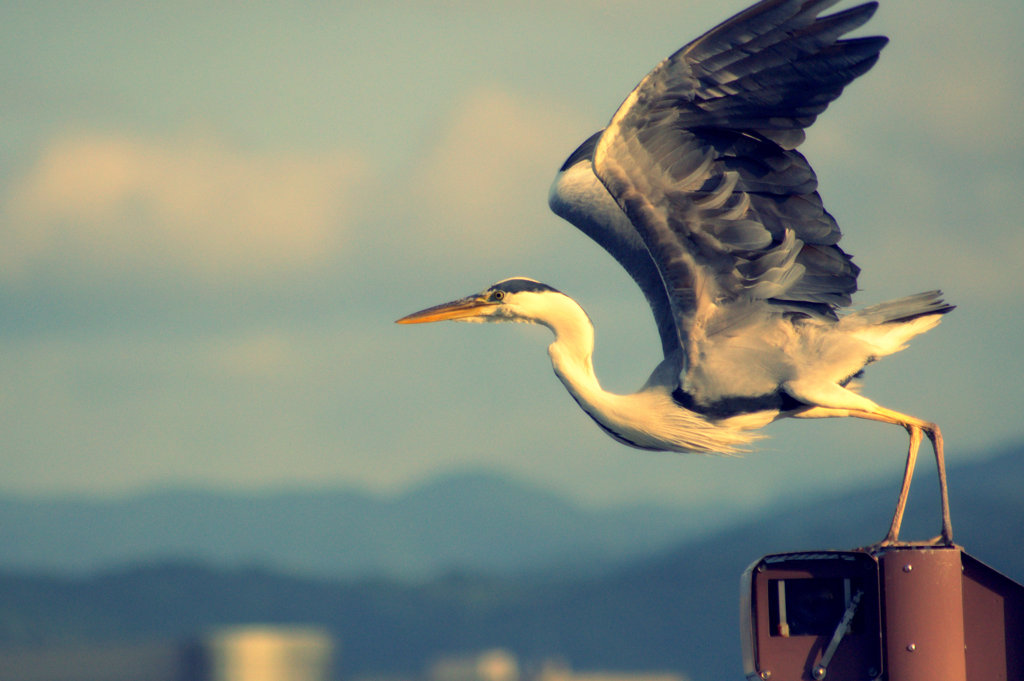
[
  {"left": 205, "top": 626, "right": 333, "bottom": 681},
  {"left": 429, "top": 649, "right": 519, "bottom": 681},
  {"left": 533, "top": 659, "right": 688, "bottom": 681},
  {"left": 427, "top": 649, "right": 687, "bottom": 681}
]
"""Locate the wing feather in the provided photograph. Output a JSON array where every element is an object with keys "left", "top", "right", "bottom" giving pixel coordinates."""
[{"left": 583, "top": 0, "right": 884, "bottom": 364}]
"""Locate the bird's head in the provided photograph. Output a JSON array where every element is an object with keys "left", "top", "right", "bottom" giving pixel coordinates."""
[{"left": 396, "top": 277, "right": 566, "bottom": 326}]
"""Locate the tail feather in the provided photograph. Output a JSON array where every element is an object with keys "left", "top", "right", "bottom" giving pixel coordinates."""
[
  {"left": 848, "top": 290, "right": 955, "bottom": 325},
  {"left": 841, "top": 290, "right": 954, "bottom": 358}
]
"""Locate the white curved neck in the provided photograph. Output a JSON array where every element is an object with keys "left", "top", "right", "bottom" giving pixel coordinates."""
[
  {"left": 530, "top": 291, "right": 758, "bottom": 454},
  {"left": 535, "top": 295, "right": 605, "bottom": 405}
]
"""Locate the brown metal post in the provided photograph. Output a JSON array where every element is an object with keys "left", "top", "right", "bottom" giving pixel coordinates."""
[{"left": 880, "top": 546, "right": 966, "bottom": 681}]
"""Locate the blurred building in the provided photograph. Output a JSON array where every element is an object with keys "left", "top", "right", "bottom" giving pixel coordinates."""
[
  {"left": 0, "top": 639, "right": 204, "bottom": 681},
  {"left": 532, "top": 659, "right": 688, "bottom": 681},
  {"left": 207, "top": 626, "right": 333, "bottom": 681},
  {"left": 0, "top": 625, "right": 334, "bottom": 681},
  {"left": 426, "top": 650, "right": 688, "bottom": 681},
  {"left": 429, "top": 649, "right": 519, "bottom": 681}
]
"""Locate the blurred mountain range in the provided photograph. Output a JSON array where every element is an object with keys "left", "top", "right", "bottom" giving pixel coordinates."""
[
  {"left": 2, "top": 443, "right": 1022, "bottom": 581},
  {"left": 0, "top": 443, "right": 1020, "bottom": 681},
  {"left": 0, "top": 470, "right": 724, "bottom": 580}
]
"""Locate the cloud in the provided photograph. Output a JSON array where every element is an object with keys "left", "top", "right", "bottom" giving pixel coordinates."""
[
  {"left": 2, "top": 132, "right": 369, "bottom": 283},
  {"left": 202, "top": 331, "right": 304, "bottom": 381},
  {"left": 394, "top": 87, "right": 589, "bottom": 264}
]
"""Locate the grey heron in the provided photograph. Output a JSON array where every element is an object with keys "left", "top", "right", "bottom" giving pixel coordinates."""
[{"left": 397, "top": 0, "right": 954, "bottom": 546}]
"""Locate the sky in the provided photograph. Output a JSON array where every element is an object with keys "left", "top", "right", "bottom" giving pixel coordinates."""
[{"left": 1, "top": 0, "right": 1022, "bottom": 515}]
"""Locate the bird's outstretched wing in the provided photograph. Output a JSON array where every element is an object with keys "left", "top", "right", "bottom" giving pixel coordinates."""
[{"left": 552, "top": 0, "right": 885, "bottom": 361}]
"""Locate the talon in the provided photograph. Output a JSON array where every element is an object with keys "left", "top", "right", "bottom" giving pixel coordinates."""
[{"left": 926, "top": 533, "right": 954, "bottom": 547}]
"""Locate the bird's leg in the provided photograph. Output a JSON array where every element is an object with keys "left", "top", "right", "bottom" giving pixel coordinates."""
[
  {"left": 867, "top": 407, "right": 953, "bottom": 546},
  {"left": 880, "top": 425, "right": 922, "bottom": 546},
  {"left": 794, "top": 404, "right": 953, "bottom": 545},
  {"left": 924, "top": 423, "right": 953, "bottom": 545}
]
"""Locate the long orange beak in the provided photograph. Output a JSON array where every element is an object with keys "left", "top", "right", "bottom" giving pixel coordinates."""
[{"left": 395, "top": 295, "right": 496, "bottom": 324}]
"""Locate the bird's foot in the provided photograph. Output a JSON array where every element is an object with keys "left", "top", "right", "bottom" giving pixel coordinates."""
[
  {"left": 875, "top": 532, "right": 899, "bottom": 548},
  {"left": 939, "top": 517, "right": 955, "bottom": 547},
  {"left": 861, "top": 533, "right": 956, "bottom": 552},
  {"left": 856, "top": 538, "right": 900, "bottom": 552}
]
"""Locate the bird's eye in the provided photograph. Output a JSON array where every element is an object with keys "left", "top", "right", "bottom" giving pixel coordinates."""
[{"left": 491, "top": 290, "right": 505, "bottom": 302}]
